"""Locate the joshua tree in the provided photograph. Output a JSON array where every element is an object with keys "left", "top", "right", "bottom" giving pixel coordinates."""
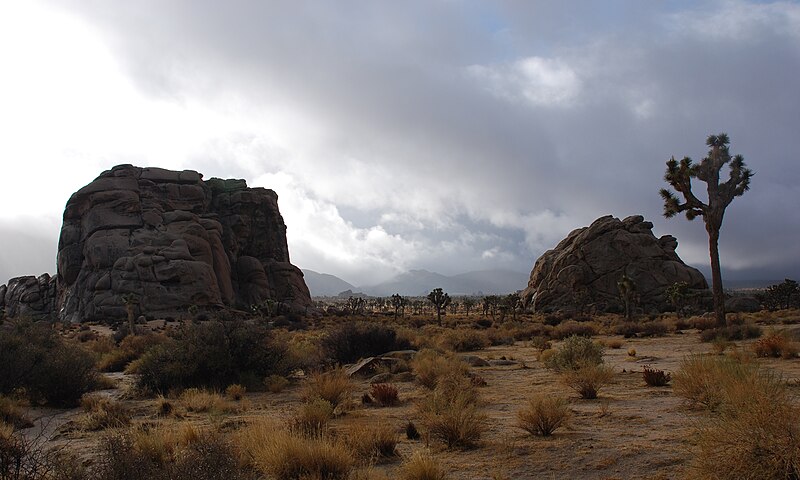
[
  {"left": 666, "top": 281, "right": 691, "bottom": 318},
  {"left": 462, "top": 297, "right": 476, "bottom": 316},
  {"left": 121, "top": 293, "right": 139, "bottom": 335},
  {"left": 390, "top": 293, "right": 407, "bottom": 320},
  {"left": 617, "top": 274, "right": 637, "bottom": 321},
  {"left": 660, "top": 133, "right": 752, "bottom": 326},
  {"left": 427, "top": 288, "right": 451, "bottom": 325}
]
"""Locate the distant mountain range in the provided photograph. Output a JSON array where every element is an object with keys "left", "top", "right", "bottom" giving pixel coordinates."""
[{"left": 301, "top": 268, "right": 529, "bottom": 298}]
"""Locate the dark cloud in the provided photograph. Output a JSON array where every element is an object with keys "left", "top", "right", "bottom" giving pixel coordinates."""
[{"left": 14, "top": 0, "right": 800, "bottom": 286}]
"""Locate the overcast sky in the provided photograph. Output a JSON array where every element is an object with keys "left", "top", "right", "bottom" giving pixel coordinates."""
[{"left": 1, "top": 0, "right": 798, "bottom": 287}]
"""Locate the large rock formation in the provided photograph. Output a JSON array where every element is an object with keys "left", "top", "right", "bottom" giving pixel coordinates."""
[
  {"left": 2, "top": 165, "right": 312, "bottom": 323},
  {"left": 522, "top": 215, "right": 708, "bottom": 313}
]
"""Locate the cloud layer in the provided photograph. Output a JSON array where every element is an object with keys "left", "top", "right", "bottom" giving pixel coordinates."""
[{"left": 1, "top": 0, "right": 798, "bottom": 286}]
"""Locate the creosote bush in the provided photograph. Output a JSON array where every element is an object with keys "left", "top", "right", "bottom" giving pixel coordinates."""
[
  {"left": 516, "top": 394, "right": 570, "bottom": 436},
  {"left": 133, "top": 321, "right": 292, "bottom": 393},
  {"left": 544, "top": 335, "right": 605, "bottom": 372},
  {"left": 752, "top": 332, "right": 799, "bottom": 359},
  {"left": 321, "top": 321, "right": 411, "bottom": 364},
  {"left": 0, "top": 320, "right": 97, "bottom": 407}
]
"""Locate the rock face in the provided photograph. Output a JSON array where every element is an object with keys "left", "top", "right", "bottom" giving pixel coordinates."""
[
  {"left": 521, "top": 215, "right": 708, "bottom": 313},
  {"left": 0, "top": 274, "right": 57, "bottom": 320},
  {"left": 2, "top": 165, "right": 312, "bottom": 323}
]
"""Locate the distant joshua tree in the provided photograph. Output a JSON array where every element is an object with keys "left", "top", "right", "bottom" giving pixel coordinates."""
[
  {"left": 427, "top": 288, "right": 451, "bottom": 325},
  {"left": 390, "top": 293, "right": 407, "bottom": 320},
  {"left": 660, "top": 133, "right": 752, "bottom": 326},
  {"left": 121, "top": 293, "right": 139, "bottom": 335},
  {"left": 462, "top": 297, "right": 476, "bottom": 316}
]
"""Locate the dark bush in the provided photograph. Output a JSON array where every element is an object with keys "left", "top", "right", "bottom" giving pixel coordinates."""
[
  {"left": 553, "top": 321, "right": 596, "bottom": 340},
  {"left": 699, "top": 323, "right": 762, "bottom": 343},
  {"left": 135, "top": 321, "right": 291, "bottom": 393},
  {"left": 0, "top": 321, "right": 97, "bottom": 406},
  {"left": 321, "top": 321, "right": 411, "bottom": 364},
  {"left": 639, "top": 321, "right": 669, "bottom": 337},
  {"left": 642, "top": 365, "right": 671, "bottom": 386},
  {"left": 614, "top": 322, "right": 642, "bottom": 338}
]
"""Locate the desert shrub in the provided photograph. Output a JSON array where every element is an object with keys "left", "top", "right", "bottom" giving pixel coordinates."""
[
  {"left": 1, "top": 422, "right": 87, "bottom": 480},
  {"left": 417, "top": 377, "right": 486, "bottom": 449},
  {"left": 265, "top": 375, "right": 290, "bottom": 393},
  {"left": 0, "top": 396, "right": 32, "bottom": 429},
  {"left": 543, "top": 314, "right": 562, "bottom": 327},
  {"left": 405, "top": 421, "right": 420, "bottom": 440},
  {"left": 699, "top": 323, "right": 762, "bottom": 342},
  {"left": 225, "top": 384, "right": 246, "bottom": 401},
  {"left": 606, "top": 339, "right": 623, "bottom": 349},
  {"left": 411, "top": 350, "right": 469, "bottom": 389},
  {"left": 752, "top": 332, "right": 799, "bottom": 359},
  {"left": 155, "top": 395, "right": 174, "bottom": 417},
  {"left": 553, "top": 321, "right": 596, "bottom": 340},
  {"left": 134, "top": 321, "right": 291, "bottom": 393},
  {"left": 321, "top": 322, "right": 411, "bottom": 364},
  {"left": 688, "top": 361, "right": 800, "bottom": 479},
  {"left": 530, "top": 336, "right": 552, "bottom": 352},
  {"left": 516, "top": 394, "right": 570, "bottom": 436},
  {"left": 474, "top": 318, "right": 493, "bottom": 329},
  {"left": 398, "top": 451, "right": 447, "bottom": 480},
  {"left": 561, "top": 364, "right": 614, "bottom": 399},
  {"left": 95, "top": 426, "right": 245, "bottom": 480},
  {"left": 0, "top": 321, "right": 97, "bottom": 407},
  {"left": 614, "top": 322, "right": 641, "bottom": 338},
  {"left": 344, "top": 423, "right": 398, "bottom": 461},
  {"left": 97, "top": 334, "right": 167, "bottom": 372},
  {"left": 673, "top": 355, "right": 760, "bottom": 411},
  {"left": 437, "top": 329, "right": 490, "bottom": 352},
  {"left": 304, "top": 368, "right": 352, "bottom": 409},
  {"left": 80, "top": 395, "right": 131, "bottom": 430},
  {"left": 639, "top": 321, "right": 669, "bottom": 337},
  {"left": 544, "top": 335, "right": 605, "bottom": 372},
  {"left": 627, "top": 348, "right": 637, "bottom": 357},
  {"left": 179, "top": 388, "right": 242, "bottom": 414},
  {"left": 642, "top": 365, "right": 671, "bottom": 387},
  {"left": 369, "top": 383, "right": 399, "bottom": 406},
  {"left": 237, "top": 421, "right": 354, "bottom": 480},
  {"left": 290, "top": 398, "right": 334, "bottom": 435}
]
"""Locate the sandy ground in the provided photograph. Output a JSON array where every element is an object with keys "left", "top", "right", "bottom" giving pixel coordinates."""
[{"left": 20, "top": 325, "right": 800, "bottom": 480}]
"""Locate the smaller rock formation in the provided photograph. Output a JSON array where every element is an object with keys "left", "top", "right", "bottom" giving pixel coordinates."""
[
  {"left": 0, "top": 274, "right": 57, "bottom": 320},
  {"left": 522, "top": 215, "right": 708, "bottom": 313}
]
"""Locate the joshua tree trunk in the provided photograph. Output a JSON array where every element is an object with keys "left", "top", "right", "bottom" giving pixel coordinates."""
[{"left": 707, "top": 226, "right": 726, "bottom": 326}]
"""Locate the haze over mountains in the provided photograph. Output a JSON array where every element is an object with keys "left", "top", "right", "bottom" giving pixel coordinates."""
[{"left": 302, "top": 268, "right": 529, "bottom": 298}]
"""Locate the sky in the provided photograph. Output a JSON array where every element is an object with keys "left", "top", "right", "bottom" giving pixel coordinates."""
[{"left": 1, "top": 0, "right": 799, "bottom": 287}]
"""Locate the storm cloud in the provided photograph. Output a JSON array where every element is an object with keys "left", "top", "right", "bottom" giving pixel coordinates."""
[{"left": 1, "top": 0, "right": 798, "bottom": 286}]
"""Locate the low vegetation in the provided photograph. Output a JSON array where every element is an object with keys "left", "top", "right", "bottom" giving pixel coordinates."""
[{"left": 516, "top": 394, "right": 570, "bottom": 436}]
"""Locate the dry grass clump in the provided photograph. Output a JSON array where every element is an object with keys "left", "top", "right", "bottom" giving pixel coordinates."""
[
  {"left": 606, "top": 339, "right": 623, "bottom": 349},
  {"left": 304, "top": 368, "right": 353, "bottom": 409},
  {"left": 752, "top": 332, "right": 799, "bottom": 359},
  {"left": 97, "top": 333, "right": 166, "bottom": 372},
  {"left": 0, "top": 395, "right": 32, "bottom": 429},
  {"left": 265, "top": 374, "right": 290, "bottom": 393},
  {"left": 155, "top": 395, "right": 174, "bottom": 417},
  {"left": 437, "top": 329, "right": 490, "bottom": 352},
  {"left": 411, "top": 350, "right": 469, "bottom": 389},
  {"left": 642, "top": 365, "right": 671, "bottom": 387},
  {"left": 179, "top": 388, "right": 242, "bottom": 414},
  {"left": 398, "top": 451, "right": 448, "bottom": 480},
  {"left": 80, "top": 394, "right": 131, "bottom": 431},
  {"left": 344, "top": 423, "right": 399, "bottom": 461},
  {"left": 289, "top": 398, "right": 334, "bottom": 435},
  {"left": 561, "top": 364, "right": 614, "bottom": 399},
  {"left": 684, "top": 357, "right": 800, "bottom": 479},
  {"left": 544, "top": 335, "right": 605, "bottom": 372},
  {"left": 516, "top": 394, "right": 570, "bottom": 436},
  {"left": 237, "top": 420, "right": 354, "bottom": 480},
  {"left": 417, "top": 376, "right": 487, "bottom": 449},
  {"left": 553, "top": 321, "right": 596, "bottom": 340},
  {"left": 673, "top": 355, "right": 759, "bottom": 411},
  {"left": 369, "top": 383, "right": 399, "bottom": 406},
  {"left": 96, "top": 424, "right": 243, "bottom": 480},
  {"left": 224, "top": 384, "right": 246, "bottom": 401}
]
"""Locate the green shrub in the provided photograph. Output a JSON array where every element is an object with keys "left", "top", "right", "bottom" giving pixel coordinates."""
[
  {"left": 134, "top": 321, "right": 291, "bottom": 393},
  {"left": 0, "top": 321, "right": 97, "bottom": 406},
  {"left": 321, "top": 321, "right": 411, "bottom": 364},
  {"left": 544, "top": 335, "right": 604, "bottom": 372}
]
